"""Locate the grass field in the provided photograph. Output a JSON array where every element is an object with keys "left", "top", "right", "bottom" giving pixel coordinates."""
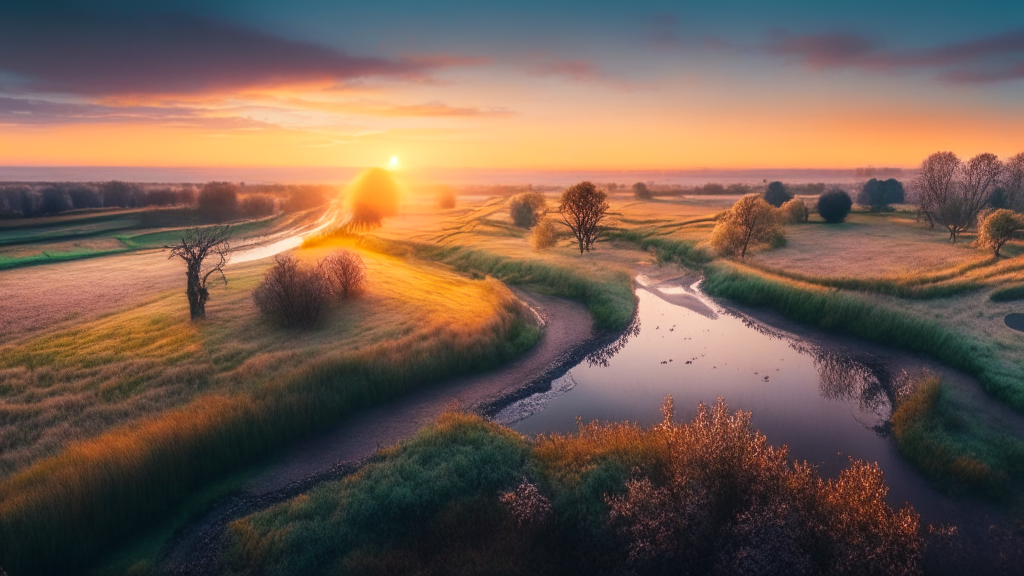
[{"left": 0, "top": 235, "right": 542, "bottom": 574}]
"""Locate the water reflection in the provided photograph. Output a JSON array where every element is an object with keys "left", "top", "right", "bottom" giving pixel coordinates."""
[{"left": 585, "top": 313, "right": 641, "bottom": 368}]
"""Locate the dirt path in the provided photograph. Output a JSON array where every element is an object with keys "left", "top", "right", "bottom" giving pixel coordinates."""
[{"left": 158, "top": 288, "right": 610, "bottom": 575}]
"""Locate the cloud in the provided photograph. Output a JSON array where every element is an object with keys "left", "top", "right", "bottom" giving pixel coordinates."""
[
  {"left": 277, "top": 97, "right": 513, "bottom": 118},
  {"left": 524, "top": 58, "right": 607, "bottom": 82},
  {"left": 743, "top": 28, "right": 1024, "bottom": 84},
  {"left": 0, "top": 8, "right": 431, "bottom": 97},
  {"left": 0, "top": 96, "right": 273, "bottom": 129}
]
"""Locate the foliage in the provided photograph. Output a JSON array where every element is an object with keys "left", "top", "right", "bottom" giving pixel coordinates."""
[
  {"left": 763, "top": 181, "right": 792, "bottom": 208},
  {"left": 346, "top": 168, "right": 401, "bottom": 230},
  {"left": 857, "top": 178, "right": 904, "bottom": 211},
  {"left": 559, "top": 181, "right": 609, "bottom": 254},
  {"left": 817, "top": 188, "right": 852, "bottom": 223},
  {"left": 225, "top": 401, "right": 922, "bottom": 576},
  {"left": 709, "top": 195, "right": 783, "bottom": 257},
  {"left": 197, "top": 182, "right": 240, "bottom": 221},
  {"left": 976, "top": 209, "right": 1024, "bottom": 257},
  {"left": 509, "top": 191, "right": 548, "bottom": 228},
  {"left": 632, "top": 182, "right": 653, "bottom": 200},
  {"left": 781, "top": 197, "right": 808, "bottom": 223},
  {"left": 530, "top": 217, "right": 559, "bottom": 250},
  {"left": 239, "top": 194, "right": 277, "bottom": 218}
]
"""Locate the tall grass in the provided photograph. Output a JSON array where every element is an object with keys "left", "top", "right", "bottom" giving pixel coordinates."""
[
  {"left": 891, "top": 375, "right": 1024, "bottom": 495},
  {"left": 602, "top": 228, "right": 712, "bottom": 269},
  {"left": 0, "top": 291, "right": 539, "bottom": 575},
  {"left": 990, "top": 284, "right": 1024, "bottom": 302},
  {"left": 701, "top": 262, "right": 1024, "bottom": 410}
]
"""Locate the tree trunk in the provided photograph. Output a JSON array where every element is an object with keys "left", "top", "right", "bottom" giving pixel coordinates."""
[{"left": 186, "top": 269, "right": 207, "bottom": 320}]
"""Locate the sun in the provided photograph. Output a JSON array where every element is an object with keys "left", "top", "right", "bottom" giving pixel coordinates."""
[{"left": 388, "top": 156, "right": 399, "bottom": 169}]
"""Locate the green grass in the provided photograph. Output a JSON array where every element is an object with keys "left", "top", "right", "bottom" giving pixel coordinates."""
[
  {"left": 0, "top": 246, "right": 130, "bottom": 269},
  {"left": 0, "top": 282, "right": 539, "bottom": 575},
  {"left": 891, "top": 375, "right": 1024, "bottom": 495},
  {"left": 602, "top": 228, "right": 713, "bottom": 269},
  {"left": 991, "top": 284, "right": 1024, "bottom": 302}
]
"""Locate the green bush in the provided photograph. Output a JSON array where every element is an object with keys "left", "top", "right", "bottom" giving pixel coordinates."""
[{"left": 817, "top": 188, "right": 852, "bottom": 223}]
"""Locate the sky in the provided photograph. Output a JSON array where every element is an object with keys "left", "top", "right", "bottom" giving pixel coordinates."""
[{"left": 1, "top": 1, "right": 1023, "bottom": 172}]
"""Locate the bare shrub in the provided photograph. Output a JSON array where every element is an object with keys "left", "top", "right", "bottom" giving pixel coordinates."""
[
  {"left": 977, "top": 209, "right": 1024, "bottom": 257},
  {"left": 530, "top": 217, "right": 559, "bottom": 250},
  {"left": 509, "top": 192, "right": 547, "bottom": 228},
  {"left": 321, "top": 250, "right": 366, "bottom": 298},
  {"left": 239, "top": 194, "right": 277, "bottom": 218},
  {"left": 499, "top": 479, "right": 552, "bottom": 527},
  {"left": 710, "top": 195, "right": 783, "bottom": 257},
  {"left": 253, "top": 255, "right": 333, "bottom": 328},
  {"left": 780, "top": 197, "right": 808, "bottom": 223},
  {"left": 165, "top": 226, "right": 231, "bottom": 320},
  {"left": 559, "top": 181, "right": 609, "bottom": 253}
]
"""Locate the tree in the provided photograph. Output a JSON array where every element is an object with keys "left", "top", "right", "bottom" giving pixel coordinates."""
[
  {"left": 559, "top": 181, "right": 609, "bottom": 254},
  {"left": 763, "top": 181, "right": 792, "bottom": 208},
  {"left": 198, "top": 182, "right": 240, "bottom": 221},
  {"left": 857, "top": 178, "right": 903, "bottom": 211},
  {"left": 977, "top": 209, "right": 1023, "bottom": 257},
  {"left": 632, "top": 182, "right": 653, "bottom": 200},
  {"left": 508, "top": 192, "right": 547, "bottom": 228},
  {"left": 1001, "top": 152, "right": 1024, "bottom": 211},
  {"left": 914, "top": 152, "right": 1002, "bottom": 242},
  {"left": 530, "top": 217, "right": 558, "bottom": 250},
  {"left": 817, "top": 188, "right": 853, "bottom": 223},
  {"left": 165, "top": 226, "right": 230, "bottom": 320},
  {"left": 914, "top": 151, "right": 961, "bottom": 230},
  {"left": 710, "top": 195, "right": 783, "bottom": 257},
  {"left": 781, "top": 197, "right": 808, "bottom": 223},
  {"left": 883, "top": 178, "right": 905, "bottom": 204}
]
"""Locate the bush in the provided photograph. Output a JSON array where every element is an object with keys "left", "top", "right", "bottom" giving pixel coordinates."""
[
  {"left": 780, "top": 197, "right": 808, "bottom": 223},
  {"left": 710, "top": 195, "right": 783, "bottom": 257},
  {"left": 857, "top": 178, "right": 905, "bottom": 211},
  {"left": 197, "top": 182, "right": 240, "bottom": 221},
  {"left": 530, "top": 217, "right": 558, "bottom": 250},
  {"left": 977, "top": 209, "right": 1023, "bottom": 257},
  {"left": 817, "top": 188, "right": 853, "bottom": 223},
  {"left": 253, "top": 255, "right": 333, "bottom": 328},
  {"left": 632, "top": 182, "right": 653, "bottom": 200},
  {"left": 321, "top": 250, "right": 366, "bottom": 298},
  {"left": 509, "top": 192, "right": 547, "bottom": 228},
  {"left": 763, "top": 181, "right": 792, "bottom": 207},
  {"left": 239, "top": 194, "right": 277, "bottom": 218}
]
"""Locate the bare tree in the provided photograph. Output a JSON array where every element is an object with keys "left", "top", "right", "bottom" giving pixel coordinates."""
[
  {"left": 165, "top": 226, "right": 230, "bottom": 320},
  {"left": 915, "top": 152, "right": 1002, "bottom": 242},
  {"left": 914, "top": 151, "right": 960, "bottom": 231},
  {"left": 321, "top": 250, "right": 366, "bottom": 298},
  {"left": 559, "top": 181, "right": 609, "bottom": 254},
  {"left": 1002, "top": 152, "right": 1024, "bottom": 211}
]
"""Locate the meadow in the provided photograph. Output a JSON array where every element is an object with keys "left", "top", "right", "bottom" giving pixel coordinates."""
[{"left": 4, "top": 182, "right": 1024, "bottom": 574}]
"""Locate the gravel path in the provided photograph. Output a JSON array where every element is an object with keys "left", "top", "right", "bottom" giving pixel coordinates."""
[{"left": 158, "top": 288, "right": 617, "bottom": 575}]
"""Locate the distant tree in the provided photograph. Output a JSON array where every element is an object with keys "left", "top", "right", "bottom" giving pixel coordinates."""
[
  {"left": 817, "top": 188, "right": 853, "bottom": 223},
  {"left": 977, "top": 209, "right": 1024, "bottom": 257},
  {"left": 763, "top": 181, "right": 792, "bottom": 207},
  {"left": 347, "top": 168, "right": 401, "bottom": 229},
  {"left": 321, "top": 250, "right": 366, "bottom": 298},
  {"left": 1001, "top": 152, "right": 1024, "bottom": 211},
  {"left": 633, "top": 182, "right": 653, "bottom": 200},
  {"left": 68, "top": 186, "right": 102, "bottom": 209},
  {"left": 100, "top": 181, "right": 138, "bottom": 208},
  {"left": 781, "top": 197, "right": 808, "bottom": 223},
  {"left": 710, "top": 194, "right": 783, "bottom": 257},
  {"left": 239, "top": 194, "right": 277, "bottom": 218},
  {"left": 165, "top": 226, "right": 231, "bottom": 320},
  {"left": 559, "top": 181, "right": 609, "bottom": 254},
  {"left": 38, "top": 186, "right": 72, "bottom": 215},
  {"left": 530, "top": 217, "right": 559, "bottom": 250},
  {"left": 921, "top": 152, "right": 1003, "bottom": 242},
  {"left": 437, "top": 189, "right": 457, "bottom": 210},
  {"left": 509, "top": 192, "right": 548, "bottom": 228},
  {"left": 883, "top": 178, "right": 905, "bottom": 204},
  {"left": 198, "top": 182, "right": 240, "bottom": 221}
]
